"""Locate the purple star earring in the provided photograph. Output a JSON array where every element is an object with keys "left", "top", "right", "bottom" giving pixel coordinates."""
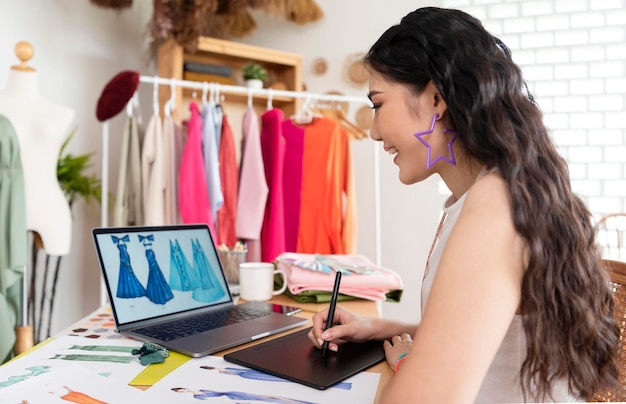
[{"left": 414, "top": 113, "right": 458, "bottom": 169}]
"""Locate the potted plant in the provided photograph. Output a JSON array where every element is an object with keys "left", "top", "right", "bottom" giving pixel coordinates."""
[
  {"left": 242, "top": 62, "right": 268, "bottom": 89},
  {"left": 57, "top": 128, "right": 102, "bottom": 208}
]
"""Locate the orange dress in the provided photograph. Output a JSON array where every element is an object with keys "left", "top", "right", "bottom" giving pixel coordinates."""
[
  {"left": 296, "top": 117, "right": 357, "bottom": 254},
  {"left": 60, "top": 389, "right": 107, "bottom": 404},
  {"left": 217, "top": 115, "right": 238, "bottom": 247}
]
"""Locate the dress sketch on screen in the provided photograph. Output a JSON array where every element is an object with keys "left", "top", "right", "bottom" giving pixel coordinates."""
[
  {"left": 199, "top": 365, "right": 352, "bottom": 390},
  {"left": 139, "top": 234, "right": 174, "bottom": 305},
  {"left": 0, "top": 365, "right": 50, "bottom": 389},
  {"left": 169, "top": 239, "right": 200, "bottom": 291},
  {"left": 112, "top": 235, "right": 146, "bottom": 299},
  {"left": 191, "top": 238, "right": 226, "bottom": 302},
  {"left": 171, "top": 387, "right": 318, "bottom": 403}
]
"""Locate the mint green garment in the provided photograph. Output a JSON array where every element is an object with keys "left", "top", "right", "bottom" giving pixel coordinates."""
[
  {"left": 0, "top": 114, "right": 27, "bottom": 364},
  {"left": 282, "top": 287, "right": 403, "bottom": 304}
]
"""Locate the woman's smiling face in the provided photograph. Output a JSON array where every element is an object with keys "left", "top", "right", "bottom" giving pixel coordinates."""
[{"left": 368, "top": 72, "right": 443, "bottom": 185}]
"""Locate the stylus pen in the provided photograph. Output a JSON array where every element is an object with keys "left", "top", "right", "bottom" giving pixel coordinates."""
[{"left": 322, "top": 271, "right": 342, "bottom": 360}]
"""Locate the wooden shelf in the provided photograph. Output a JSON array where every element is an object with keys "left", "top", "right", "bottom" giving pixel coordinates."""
[{"left": 158, "top": 37, "right": 303, "bottom": 122}]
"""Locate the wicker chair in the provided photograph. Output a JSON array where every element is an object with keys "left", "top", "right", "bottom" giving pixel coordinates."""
[
  {"left": 595, "top": 214, "right": 626, "bottom": 261},
  {"left": 593, "top": 259, "right": 626, "bottom": 401}
]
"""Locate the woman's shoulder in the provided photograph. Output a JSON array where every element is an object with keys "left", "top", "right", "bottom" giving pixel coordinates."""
[
  {"left": 456, "top": 170, "right": 525, "bottom": 256},
  {"left": 464, "top": 170, "right": 510, "bottom": 215}
]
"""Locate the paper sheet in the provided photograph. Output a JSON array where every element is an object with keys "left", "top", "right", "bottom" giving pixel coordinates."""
[
  {"left": 143, "top": 355, "right": 380, "bottom": 403},
  {"left": 0, "top": 363, "right": 144, "bottom": 403},
  {"left": 0, "top": 335, "right": 145, "bottom": 391}
]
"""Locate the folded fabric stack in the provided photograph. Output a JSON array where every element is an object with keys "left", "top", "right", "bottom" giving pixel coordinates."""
[{"left": 275, "top": 252, "right": 404, "bottom": 302}]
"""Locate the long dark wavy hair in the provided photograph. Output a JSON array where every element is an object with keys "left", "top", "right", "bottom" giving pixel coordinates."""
[{"left": 364, "top": 7, "right": 619, "bottom": 401}]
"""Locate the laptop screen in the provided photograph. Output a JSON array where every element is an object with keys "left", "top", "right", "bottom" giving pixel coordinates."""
[{"left": 92, "top": 224, "right": 232, "bottom": 326}]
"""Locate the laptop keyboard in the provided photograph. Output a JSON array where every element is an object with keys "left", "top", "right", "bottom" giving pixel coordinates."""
[{"left": 134, "top": 306, "right": 271, "bottom": 342}]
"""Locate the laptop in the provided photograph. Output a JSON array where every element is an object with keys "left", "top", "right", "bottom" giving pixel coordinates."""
[{"left": 91, "top": 224, "right": 307, "bottom": 358}]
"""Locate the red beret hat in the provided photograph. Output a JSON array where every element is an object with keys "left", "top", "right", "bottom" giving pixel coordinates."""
[{"left": 96, "top": 70, "right": 139, "bottom": 121}]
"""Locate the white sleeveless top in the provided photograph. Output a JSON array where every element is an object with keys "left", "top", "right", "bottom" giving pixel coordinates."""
[{"left": 421, "top": 191, "right": 578, "bottom": 403}]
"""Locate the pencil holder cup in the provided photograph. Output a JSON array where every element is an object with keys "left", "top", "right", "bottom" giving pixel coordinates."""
[{"left": 218, "top": 249, "right": 247, "bottom": 284}]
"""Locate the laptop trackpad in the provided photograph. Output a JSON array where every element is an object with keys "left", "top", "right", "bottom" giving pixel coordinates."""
[{"left": 178, "top": 321, "right": 274, "bottom": 348}]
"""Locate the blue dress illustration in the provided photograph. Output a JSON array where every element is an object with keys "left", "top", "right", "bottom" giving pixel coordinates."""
[
  {"left": 112, "top": 235, "right": 146, "bottom": 299},
  {"left": 139, "top": 234, "right": 174, "bottom": 305},
  {"left": 172, "top": 388, "right": 317, "bottom": 403},
  {"left": 191, "top": 238, "right": 226, "bottom": 302},
  {"left": 200, "top": 365, "right": 352, "bottom": 390},
  {"left": 169, "top": 239, "right": 200, "bottom": 291}
]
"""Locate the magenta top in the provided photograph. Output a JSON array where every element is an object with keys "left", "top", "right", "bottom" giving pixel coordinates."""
[
  {"left": 260, "top": 108, "right": 287, "bottom": 262},
  {"left": 281, "top": 119, "right": 305, "bottom": 252},
  {"left": 178, "top": 102, "right": 216, "bottom": 242}
]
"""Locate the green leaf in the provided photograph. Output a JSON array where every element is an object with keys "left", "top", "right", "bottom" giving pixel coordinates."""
[{"left": 56, "top": 127, "right": 102, "bottom": 207}]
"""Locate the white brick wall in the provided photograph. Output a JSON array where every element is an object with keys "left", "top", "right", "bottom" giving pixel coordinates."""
[{"left": 443, "top": 0, "right": 626, "bottom": 216}]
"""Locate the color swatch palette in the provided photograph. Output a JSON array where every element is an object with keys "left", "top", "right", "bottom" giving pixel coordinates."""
[{"left": 62, "top": 306, "right": 125, "bottom": 340}]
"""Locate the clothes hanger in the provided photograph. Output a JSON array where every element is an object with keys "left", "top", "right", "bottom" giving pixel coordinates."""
[
  {"left": 290, "top": 95, "right": 322, "bottom": 124},
  {"left": 214, "top": 83, "right": 223, "bottom": 106},
  {"left": 213, "top": 82, "right": 226, "bottom": 113},
  {"left": 164, "top": 79, "right": 176, "bottom": 118},
  {"left": 202, "top": 81, "right": 209, "bottom": 107},
  {"left": 247, "top": 87, "right": 253, "bottom": 109},
  {"left": 266, "top": 88, "right": 273, "bottom": 110},
  {"left": 318, "top": 105, "right": 368, "bottom": 140},
  {"left": 152, "top": 75, "right": 159, "bottom": 117},
  {"left": 125, "top": 91, "right": 140, "bottom": 120},
  {"left": 310, "top": 97, "right": 368, "bottom": 140}
]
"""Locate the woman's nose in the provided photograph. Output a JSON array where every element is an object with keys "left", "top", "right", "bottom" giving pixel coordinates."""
[{"left": 369, "top": 126, "right": 382, "bottom": 142}]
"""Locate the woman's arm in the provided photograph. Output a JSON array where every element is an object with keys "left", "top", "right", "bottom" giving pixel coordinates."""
[{"left": 381, "top": 174, "right": 525, "bottom": 403}]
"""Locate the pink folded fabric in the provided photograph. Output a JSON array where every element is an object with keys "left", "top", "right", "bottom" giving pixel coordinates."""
[{"left": 276, "top": 253, "right": 403, "bottom": 301}]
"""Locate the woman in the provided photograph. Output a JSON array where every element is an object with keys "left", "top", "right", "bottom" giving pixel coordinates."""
[{"left": 308, "top": 7, "right": 618, "bottom": 403}]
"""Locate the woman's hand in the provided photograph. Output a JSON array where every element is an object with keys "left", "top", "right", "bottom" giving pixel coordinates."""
[
  {"left": 307, "top": 305, "right": 377, "bottom": 352},
  {"left": 383, "top": 333, "right": 413, "bottom": 371}
]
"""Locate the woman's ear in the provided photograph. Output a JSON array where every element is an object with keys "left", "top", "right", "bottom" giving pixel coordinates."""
[{"left": 425, "top": 80, "right": 448, "bottom": 120}]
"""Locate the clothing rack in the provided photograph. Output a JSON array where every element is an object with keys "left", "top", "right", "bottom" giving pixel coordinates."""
[
  {"left": 138, "top": 75, "right": 374, "bottom": 105},
  {"left": 99, "top": 75, "right": 382, "bottom": 305}
]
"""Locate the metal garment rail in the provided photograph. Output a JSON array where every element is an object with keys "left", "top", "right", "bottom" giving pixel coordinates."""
[
  {"left": 138, "top": 75, "right": 373, "bottom": 105},
  {"left": 99, "top": 75, "right": 382, "bottom": 305}
]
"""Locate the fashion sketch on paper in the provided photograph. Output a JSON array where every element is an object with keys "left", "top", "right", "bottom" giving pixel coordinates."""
[
  {"left": 199, "top": 365, "right": 352, "bottom": 390},
  {"left": 46, "top": 384, "right": 108, "bottom": 404},
  {"left": 0, "top": 366, "right": 50, "bottom": 389},
  {"left": 171, "top": 387, "right": 318, "bottom": 403}
]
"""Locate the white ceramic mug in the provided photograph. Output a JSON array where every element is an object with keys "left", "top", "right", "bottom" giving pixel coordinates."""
[{"left": 239, "top": 262, "right": 287, "bottom": 301}]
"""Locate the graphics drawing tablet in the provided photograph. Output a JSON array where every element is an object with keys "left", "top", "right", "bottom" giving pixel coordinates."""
[{"left": 223, "top": 327, "right": 386, "bottom": 390}]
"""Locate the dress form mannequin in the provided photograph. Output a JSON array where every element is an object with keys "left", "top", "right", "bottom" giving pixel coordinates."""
[{"left": 0, "top": 42, "right": 74, "bottom": 256}]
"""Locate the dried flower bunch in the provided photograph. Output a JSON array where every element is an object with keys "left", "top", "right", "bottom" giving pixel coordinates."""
[
  {"left": 91, "top": 0, "right": 325, "bottom": 52},
  {"left": 90, "top": 0, "right": 133, "bottom": 8}
]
